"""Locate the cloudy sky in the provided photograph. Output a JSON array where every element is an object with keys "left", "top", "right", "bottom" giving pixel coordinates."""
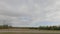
[{"left": 0, "top": 0, "right": 60, "bottom": 27}]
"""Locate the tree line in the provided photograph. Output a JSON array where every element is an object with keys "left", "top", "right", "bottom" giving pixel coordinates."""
[
  {"left": 24, "top": 26, "right": 60, "bottom": 30},
  {"left": 0, "top": 25, "right": 12, "bottom": 29},
  {"left": 0, "top": 25, "right": 60, "bottom": 30},
  {"left": 38, "top": 26, "right": 60, "bottom": 30}
]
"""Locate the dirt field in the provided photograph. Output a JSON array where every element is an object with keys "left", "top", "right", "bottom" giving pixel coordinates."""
[{"left": 0, "top": 29, "right": 60, "bottom": 34}]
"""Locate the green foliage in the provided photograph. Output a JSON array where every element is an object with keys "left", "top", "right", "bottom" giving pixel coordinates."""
[
  {"left": 38, "top": 26, "right": 60, "bottom": 30},
  {"left": 0, "top": 25, "right": 12, "bottom": 29}
]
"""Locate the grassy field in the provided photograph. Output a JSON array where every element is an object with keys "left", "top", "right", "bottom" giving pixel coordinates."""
[{"left": 0, "top": 29, "right": 60, "bottom": 34}]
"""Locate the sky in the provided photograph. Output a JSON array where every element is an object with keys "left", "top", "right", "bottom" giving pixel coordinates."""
[{"left": 0, "top": 0, "right": 60, "bottom": 27}]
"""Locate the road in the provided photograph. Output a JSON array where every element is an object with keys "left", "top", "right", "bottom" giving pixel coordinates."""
[{"left": 0, "top": 29, "right": 60, "bottom": 34}]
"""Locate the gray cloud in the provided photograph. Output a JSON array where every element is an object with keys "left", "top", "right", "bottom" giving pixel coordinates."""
[{"left": 0, "top": 0, "right": 60, "bottom": 27}]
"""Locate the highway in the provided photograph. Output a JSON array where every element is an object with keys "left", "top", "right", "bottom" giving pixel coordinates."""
[{"left": 0, "top": 29, "right": 60, "bottom": 34}]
